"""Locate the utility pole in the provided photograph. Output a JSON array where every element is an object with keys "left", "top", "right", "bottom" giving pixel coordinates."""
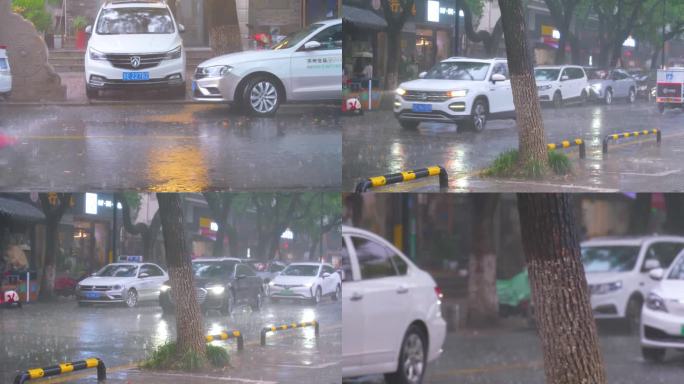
[
  {"left": 112, "top": 195, "right": 118, "bottom": 262},
  {"left": 662, "top": 0, "right": 667, "bottom": 68},
  {"left": 454, "top": 0, "right": 461, "bottom": 56}
]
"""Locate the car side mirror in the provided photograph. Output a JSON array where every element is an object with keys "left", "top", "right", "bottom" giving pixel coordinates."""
[
  {"left": 561, "top": 75, "right": 570, "bottom": 81},
  {"left": 491, "top": 73, "right": 506, "bottom": 83},
  {"left": 139, "top": 273, "right": 150, "bottom": 279},
  {"left": 644, "top": 259, "right": 661, "bottom": 271},
  {"left": 303, "top": 41, "right": 321, "bottom": 51},
  {"left": 85, "top": 25, "right": 92, "bottom": 34},
  {"left": 322, "top": 272, "right": 331, "bottom": 278},
  {"left": 649, "top": 268, "right": 665, "bottom": 281},
  {"left": 236, "top": 274, "right": 247, "bottom": 280},
  {"left": 178, "top": 24, "right": 185, "bottom": 33},
  {"left": 418, "top": 71, "right": 427, "bottom": 79}
]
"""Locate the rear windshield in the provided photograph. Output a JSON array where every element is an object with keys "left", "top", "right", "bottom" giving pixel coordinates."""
[
  {"left": 0, "top": 58, "right": 7, "bottom": 70},
  {"left": 96, "top": 8, "right": 175, "bottom": 35}
]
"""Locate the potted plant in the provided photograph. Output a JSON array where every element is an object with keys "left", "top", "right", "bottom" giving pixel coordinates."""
[{"left": 72, "top": 16, "right": 89, "bottom": 50}]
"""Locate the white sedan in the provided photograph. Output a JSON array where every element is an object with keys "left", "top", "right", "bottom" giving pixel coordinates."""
[
  {"left": 341, "top": 225, "right": 446, "bottom": 384},
  {"left": 0, "top": 45, "right": 11, "bottom": 100},
  {"left": 640, "top": 250, "right": 684, "bottom": 362},
  {"left": 268, "top": 262, "right": 341, "bottom": 304},
  {"left": 192, "top": 18, "right": 342, "bottom": 116},
  {"left": 76, "top": 262, "right": 168, "bottom": 308}
]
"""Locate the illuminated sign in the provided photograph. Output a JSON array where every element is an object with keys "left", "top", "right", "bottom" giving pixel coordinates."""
[
  {"left": 85, "top": 193, "right": 98, "bottom": 215},
  {"left": 427, "top": 1, "right": 440, "bottom": 22}
]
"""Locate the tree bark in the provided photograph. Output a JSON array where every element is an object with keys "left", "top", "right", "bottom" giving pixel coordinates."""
[
  {"left": 38, "top": 193, "right": 71, "bottom": 301},
  {"left": 381, "top": 0, "right": 415, "bottom": 90},
  {"left": 517, "top": 194, "right": 606, "bottom": 384},
  {"left": 466, "top": 194, "right": 500, "bottom": 327},
  {"left": 157, "top": 194, "right": 206, "bottom": 362},
  {"left": 117, "top": 193, "right": 160, "bottom": 262},
  {"left": 499, "top": 0, "right": 549, "bottom": 172},
  {"left": 462, "top": 3, "right": 503, "bottom": 56}
]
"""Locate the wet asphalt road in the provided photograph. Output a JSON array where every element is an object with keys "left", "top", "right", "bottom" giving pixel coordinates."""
[
  {"left": 0, "top": 103, "right": 341, "bottom": 191},
  {"left": 343, "top": 101, "right": 684, "bottom": 192},
  {"left": 0, "top": 297, "right": 341, "bottom": 384},
  {"left": 346, "top": 319, "right": 683, "bottom": 384}
]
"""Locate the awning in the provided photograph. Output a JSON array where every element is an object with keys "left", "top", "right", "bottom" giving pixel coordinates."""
[
  {"left": 343, "top": 5, "right": 388, "bottom": 30},
  {"left": 0, "top": 197, "right": 45, "bottom": 222}
]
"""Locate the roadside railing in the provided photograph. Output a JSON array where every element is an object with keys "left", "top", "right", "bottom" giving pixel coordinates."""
[
  {"left": 206, "top": 330, "right": 244, "bottom": 351},
  {"left": 355, "top": 166, "right": 448, "bottom": 193},
  {"left": 14, "top": 358, "right": 106, "bottom": 384},
  {"left": 547, "top": 139, "right": 586, "bottom": 159},
  {"left": 602, "top": 129, "right": 661, "bottom": 154}
]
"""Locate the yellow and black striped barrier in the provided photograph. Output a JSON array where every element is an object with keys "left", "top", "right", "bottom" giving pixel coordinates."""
[
  {"left": 603, "top": 129, "right": 661, "bottom": 154},
  {"left": 206, "top": 330, "right": 244, "bottom": 351},
  {"left": 14, "top": 358, "right": 106, "bottom": 384},
  {"left": 355, "top": 166, "right": 448, "bottom": 193},
  {"left": 260, "top": 320, "right": 319, "bottom": 346},
  {"left": 547, "top": 139, "right": 586, "bottom": 159}
]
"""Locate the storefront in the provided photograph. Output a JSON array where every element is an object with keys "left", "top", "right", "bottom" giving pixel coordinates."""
[{"left": 409, "top": 0, "right": 458, "bottom": 72}]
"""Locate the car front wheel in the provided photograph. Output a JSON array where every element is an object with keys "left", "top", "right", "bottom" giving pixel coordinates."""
[
  {"left": 125, "top": 288, "right": 138, "bottom": 308},
  {"left": 242, "top": 76, "right": 280, "bottom": 117},
  {"left": 311, "top": 287, "right": 322, "bottom": 305},
  {"left": 469, "top": 99, "right": 488, "bottom": 132},
  {"left": 331, "top": 284, "right": 341, "bottom": 301},
  {"left": 251, "top": 290, "right": 263, "bottom": 312},
  {"left": 604, "top": 89, "right": 613, "bottom": 105},
  {"left": 221, "top": 290, "right": 234, "bottom": 315},
  {"left": 628, "top": 88, "right": 636, "bottom": 104},
  {"left": 399, "top": 120, "right": 419, "bottom": 129},
  {"left": 385, "top": 325, "right": 427, "bottom": 384},
  {"left": 552, "top": 92, "right": 563, "bottom": 108}
]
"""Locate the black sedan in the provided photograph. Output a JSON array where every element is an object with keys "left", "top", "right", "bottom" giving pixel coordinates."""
[{"left": 159, "top": 258, "right": 264, "bottom": 315}]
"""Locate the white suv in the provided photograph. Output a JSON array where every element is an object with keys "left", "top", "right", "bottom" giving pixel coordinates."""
[
  {"left": 640, "top": 249, "right": 684, "bottom": 362},
  {"left": 341, "top": 226, "right": 446, "bottom": 384},
  {"left": 0, "top": 45, "right": 11, "bottom": 100},
  {"left": 394, "top": 57, "right": 515, "bottom": 131},
  {"left": 534, "top": 65, "right": 589, "bottom": 107},
  {"left": 193, "top": 19, "right": 342, "bottom": 116},
  {"left": 84, "top": 0, "right": 186, "bottom": 99},
  {"left": 581, "top": 236, "right": 684, "bottom": 332}
]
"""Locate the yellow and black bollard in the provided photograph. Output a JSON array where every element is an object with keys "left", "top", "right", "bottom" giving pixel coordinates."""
[
  {"left": 260, "top": 320, "right": 320, "bottom": 346},
  {"left": 14, "top": 358, "right": 106, "bottom": 384}
]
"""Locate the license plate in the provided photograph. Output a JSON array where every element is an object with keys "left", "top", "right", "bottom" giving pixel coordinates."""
[
  {"left": 122, "top": 72, "right": 149, "bottom": 81},
  {"left": 192, "top": 81, "right": 197, "bottom": 92},
  {"left": 280, "top": 289, "right": 293, "bottom": 295},
  {"left": 85, "top": 292, "right": 100, "bottom": 299},
  {"left": 412, "top": 103, "right": 432, "bottom": 113}
]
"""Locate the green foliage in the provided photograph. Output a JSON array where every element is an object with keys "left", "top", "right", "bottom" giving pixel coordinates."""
[
  {"left": 72, "top": 15, "right": 88, "bottom": 30},
  {"left": 141, "top": 342, "right": 229, "bottom": 371},
  {"left": 12, "top": 0, "right": 52, "bottom": 32},
  {"left": 484, "top": 150, "right": 571, "bottom": 179},
  {"left": 123, "top": 192, "right": 142, "bottom": 212}
]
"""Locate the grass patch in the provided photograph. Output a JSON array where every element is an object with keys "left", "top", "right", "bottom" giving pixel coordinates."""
[
  {"left": 483, "top": 149, "right": 572, "bottom": 178},
  {"left": 141, "top": 342, "right": 229, "bottom": 371}
]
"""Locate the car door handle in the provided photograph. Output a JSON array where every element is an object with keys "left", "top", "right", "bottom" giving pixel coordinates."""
[
  {"left": 396, "top": 286, "right": 409, "bottom": 294},
  {"left": 350, "top": 292, "right": 363, "bottom": 301}
]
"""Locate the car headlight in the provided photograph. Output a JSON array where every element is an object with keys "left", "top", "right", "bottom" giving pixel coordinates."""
[
  {"left": 304, "top": 282, "right": 314, "bottom": 288},
  {"left": 396, "top": 87, "right": 407, "bottom": 96},
  {"left": 268, "top": 281, "right": 275, "bottom": 286},
  {"left": 208, "top": 285, "right": 225, "bottom": 295},
  {"left": 591, "top": 83, "right": 602, "bottom": 90},
  {"left": 589, "top": 281, "right": 622, "bottom": 295},
  {"left": 646, "top": 292, "right": 668, "bottom": 313},
  {"left": 199, "top": 65, "right": 233, "bottom": 78},
  {"left": 89, "top": 47, "right": 107, "bottom": 61},
  {"left": 537, "top": 84, "right": 552, "bottom": 91},
  {"left": 160, "top": 284, "right": 171, "bottom": 292},
  {"left": 164, "top": 46, "right": 182, "bottom": 60},
  {"left": 113, "top": 285, "right": 122, "bottom": 291},
  {"left": 448, "top": 90, "right": 468, "bottom": 98}
]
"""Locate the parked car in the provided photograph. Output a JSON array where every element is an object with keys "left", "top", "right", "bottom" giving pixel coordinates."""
[
  {"left": 534, "top": 65, "right": 589, "bottom": 107},
  {"left": 84, "top": 0, "right": 186, "bottom": 99},
  {"left": 0, "top": 45, "right": 11, "bottom": 100},
  {"left": 581, "top": 236, "right": 684, "bottom": 332},
  {"left": 193, "top": 18, "right": 342, "bottom": 116},
  {"left": 640, "top": 249, "right": 684, "bottom": 362},
  {"left": 394, "top": 57, "right": 515, "bottom": 131},
  {"left": 656, "top": 67, "right": 684, "bottom": 113},
  {"left": 629, "top": 69, "right": 657, "bottom": 101},
  {"left": 76, "top": 262, "right": 168, "bottom": 308},
  {"left": 268, "top": 262, "right": 341, "bottom": 304},
  {"left": 243, "top": 260, "right": 287, "bottom": 292},
  {"left": 585, "top": 68, "right": 637, "bottom": 104},
  {"left": 159, "top": 258, "right": 263, "bottom": 315},
  {"left": 341, "top": 225, "right": 446, "bottom": 384}
]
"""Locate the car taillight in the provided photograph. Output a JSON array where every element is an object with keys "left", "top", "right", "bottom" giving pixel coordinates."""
[{"left": 434, "top": 286, "right": 443, "bottom": 299}]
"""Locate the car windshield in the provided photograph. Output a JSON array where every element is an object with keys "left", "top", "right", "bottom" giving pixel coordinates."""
[
  {"left": 422, "top": 61, "right": 490, "bottom": 81},
  {"left": 586, "top": 69, "right": 609, "bottom": 80},
  {"left": 535, "top": 69, "right": 561, "bottom": 81},
  {"left": 193, "top": 262, "right": 236, "bottom": 279},
  {"left": 272, "top": 23, "right": 323, "bottom": 50},
  {"left": 281, "top": 265, "right": 319, "bottom": 276},
  {"left": 581, "top": 246, "right": 640, "bottom": 272},
  {"left": 96, "top": 8, "right": 175, "bottom": 35},
  {"left": 246, "top": 261, "right": 267, "bottom": 272},
  {"left": 96, "top": 264, "right": 138, "bottom": 277},
  {"left": 667, "top": 255, "right": 684, "bottom": 280},
  {"left": 0, "top": 58, "right": 8, "bottom": 70}
]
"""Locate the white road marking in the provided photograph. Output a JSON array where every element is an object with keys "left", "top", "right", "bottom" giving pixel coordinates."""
[
  {"left": 487, "top": 179, "right": 620, "bottom": 192},
  {"left": 145, "top": 372, "right": 278, "bottom": 383},
  {"left": 276, "top": 362, "right": 341, "bottom": 369},
  {"left": 620, "top": 169, "right": 681, "bottom": 177}
]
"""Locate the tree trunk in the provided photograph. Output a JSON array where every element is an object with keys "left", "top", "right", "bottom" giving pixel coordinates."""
[
  {"left": 206, "top": 0, "right": 242, "bottom": 56},
  {"left": 385, "top": 26, "right": 401, "bottom": 90},
  {"left": 650, "top": 46, "right": 662, "bottom": 70},
  {"left": 664, "top": 194, "right": 684, "bottom": 234},
  {"left": 499, "top": 0, "right": 549, "bottom": 172},
  {"left": 157, "top": 194, "right": 207, "bottom": 362},
  {"left": 628, "top": 194, "right": 652, "bottom": 235},
  {"left": 466, "top": 194, "right": 500, "bottom": 327},
  {"left": 40, "top": 218, "right": 58, "bottom": 300},
  {"left": 517, "top": 194, "right": 606, "bottom": 384}
]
